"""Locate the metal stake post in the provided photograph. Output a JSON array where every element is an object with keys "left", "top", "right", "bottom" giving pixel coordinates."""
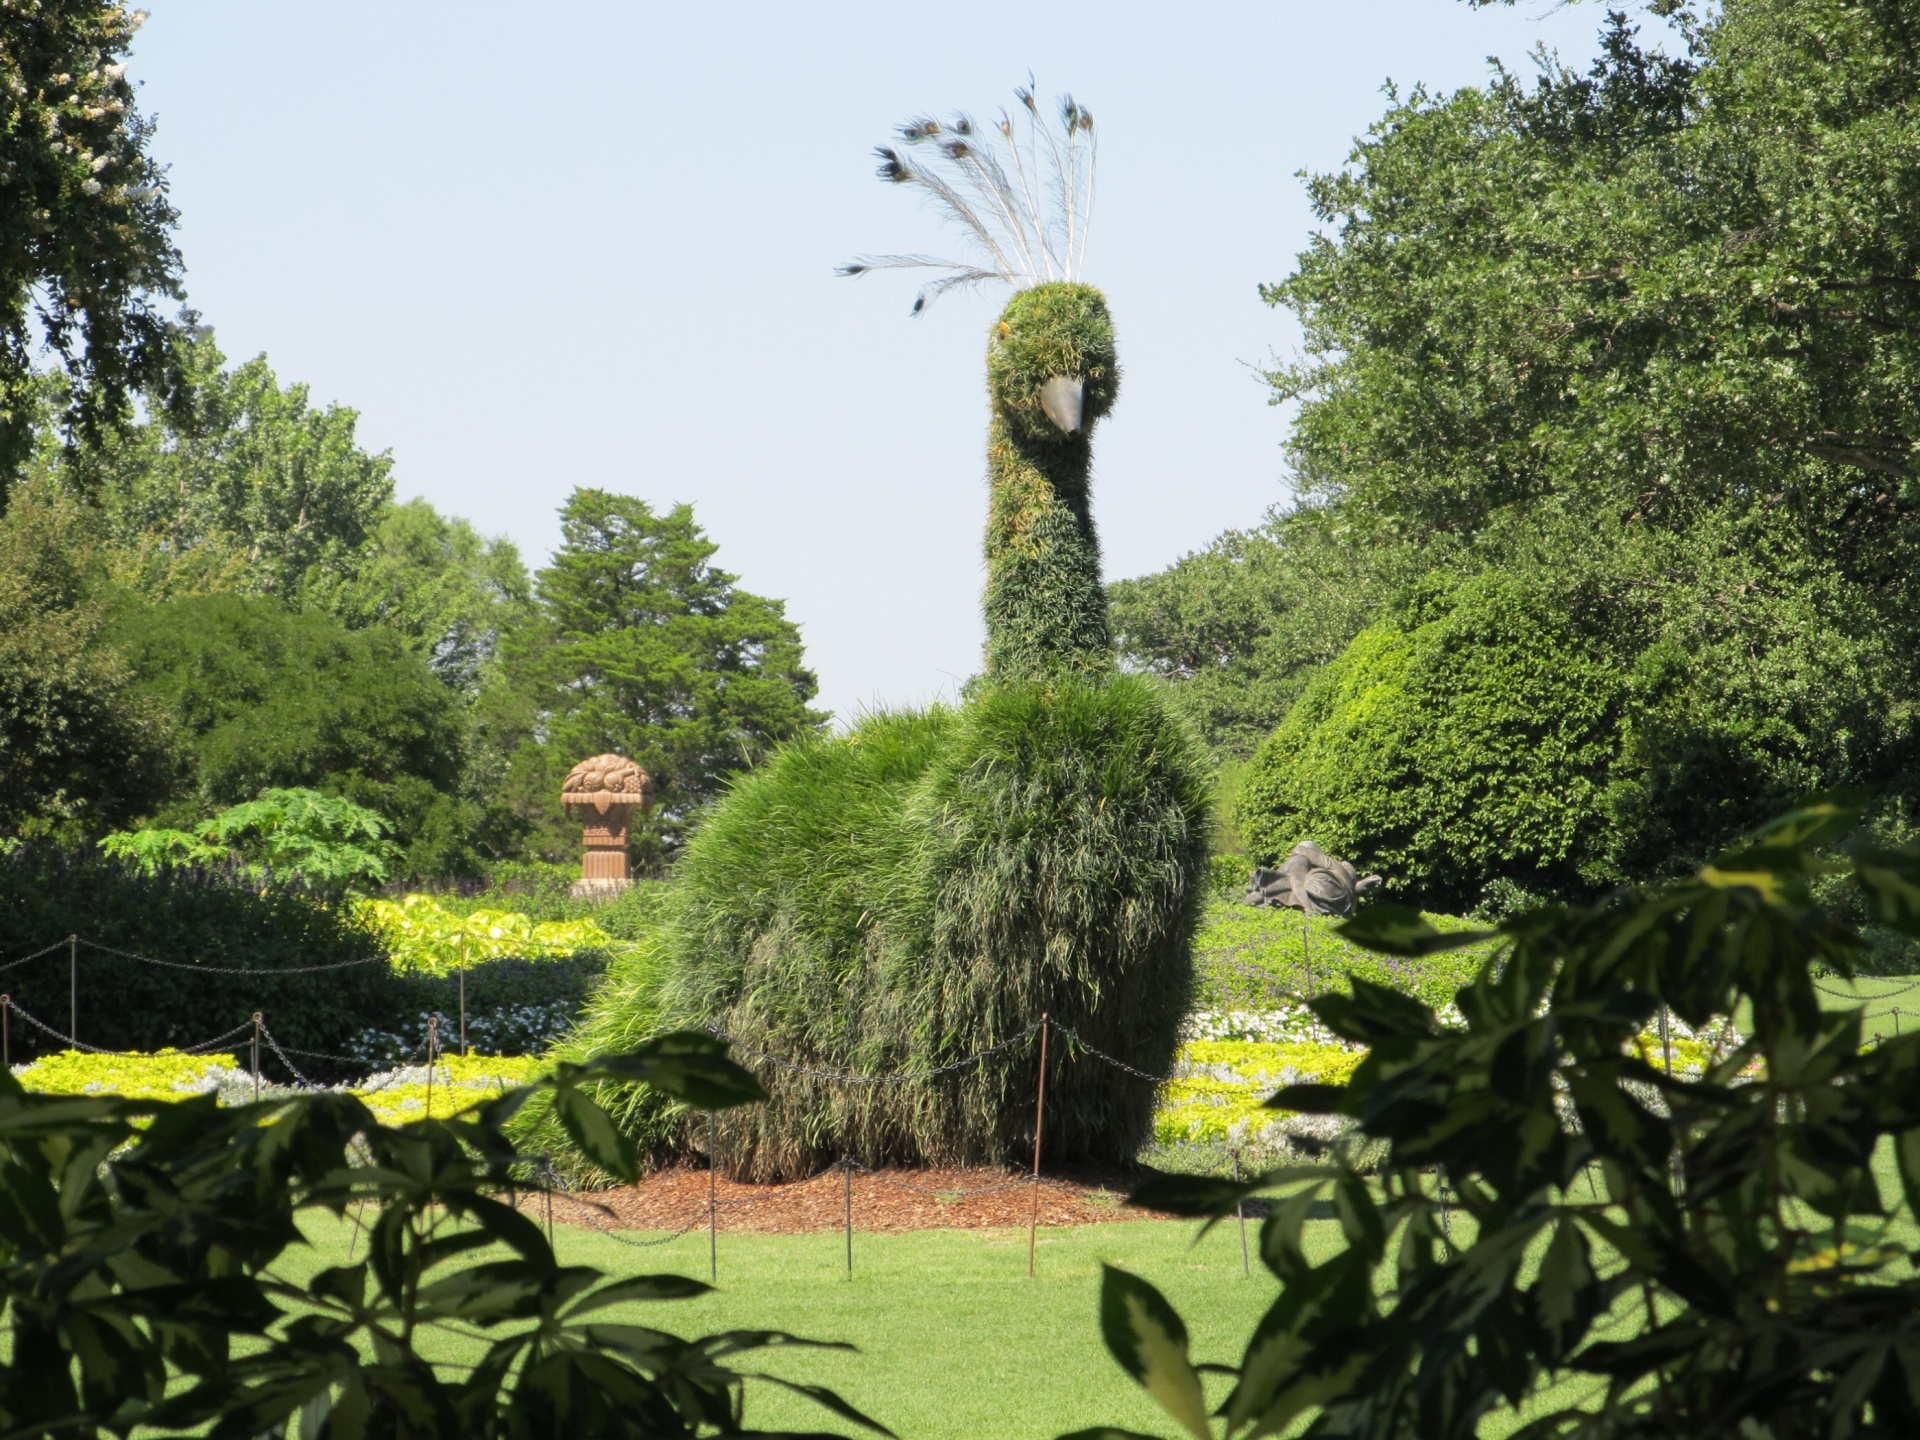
[
  {"left": 2, "top": 994, "right": 9, "bottom": 1068},
  {"left": 1027, "top": 1013, "right": 1051, "bottom": 1279},
  {"left": 708, "top": 1112, "right": 718, "bottom": 1284},
  {"left": 251, "top": 1013, "right": 262, "bottom": 1102},
  {"left": 68, "top": 934, "right": 77, "bottom": 1045},
  {"left": 1303, "top": 913, "right": 1313, "bottom": 996},
  {"left": 426, "top": 1015, "right": 439, "bottom": 1118},
  {"left": 844, "top": 1157, "right": 853, "bottom": 1280},
  {"left": 458, "top": 934, "right": 468, "bottom": 1058},
  {"left": 1659, "top": 1007, "right": 1672, "bottom": 1077},
  {"left": 1233, "top": 1149, "right": 1249, "bottom": 1278}
]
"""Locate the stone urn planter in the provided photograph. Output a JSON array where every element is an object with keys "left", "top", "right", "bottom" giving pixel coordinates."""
[{"left": 561, "top": 754, "right": 653, "bottom": 897}]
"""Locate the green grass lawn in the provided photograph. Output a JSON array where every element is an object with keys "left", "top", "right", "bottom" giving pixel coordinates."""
[{"left": 291, "top": 1211, "right": 1323, "bottom": 1440}]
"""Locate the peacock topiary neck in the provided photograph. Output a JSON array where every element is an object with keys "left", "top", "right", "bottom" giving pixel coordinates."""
[{"left": 982, "top": 282, "right": 1120, "bottom": 683}]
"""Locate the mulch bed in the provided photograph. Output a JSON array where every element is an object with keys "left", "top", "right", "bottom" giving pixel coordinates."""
[{"left": 541, "top": 1163, "right": 1182, "bottom": 1236}]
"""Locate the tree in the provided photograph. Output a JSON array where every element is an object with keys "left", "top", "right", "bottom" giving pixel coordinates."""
[
  {"left": 72, "top": 331, "right": 395, "bottom": 603},
  {"left": 1110, "top": 505, "right": 1446, "bottom": 759},
  {"left": 1187, "top": 0, "right": 1920, "bottom": 896},
  {"left": 0, "top": 482, "right": 170, "bottom": 835},
  {"left": 0, "top": 0, "right": 186, "bottom": 500},
  {"left": 101, "top": 786, "right": 399, "bottom": 895},
  {"left": 310, "top": 496, "right": 532, "bottom": 692},
  {"left": 488, "top": 489, "right": 826, "bottom": 867},
  {"left": 109, "top": 591, "right": 480, "bottom": 878}
]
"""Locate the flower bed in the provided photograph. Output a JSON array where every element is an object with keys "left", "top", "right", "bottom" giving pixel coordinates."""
[{"left": 11, "top": 1049, "right": 548, "bottom": 1123}]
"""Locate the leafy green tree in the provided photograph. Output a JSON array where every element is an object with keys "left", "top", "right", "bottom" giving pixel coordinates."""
[
  {"left": 101, "top": 786, "right": 398, "bottom": 894},
  {"left": 1111, "top": 506, "right": 1446, "bottom": 759},
  {"left": 0, "top": 0, "right": 186, "bottom": 500},
  {"left": 109, "top": 591, "right": 480, "bottom": 878},
  {"left": 488, "top": 488, "right": 826, "bottom": 867},
  {"left": 1074, "top": 794, "right": 1920, "bottom": 1440},
  {"left": 310, "top": 496, "right": 532, "bottom": 692},
  {"left": 0, "top": 482, "right": 170, "bottom": 835},
  {"left": 71, "top": 330, "right": 394, "bottom": 603}
]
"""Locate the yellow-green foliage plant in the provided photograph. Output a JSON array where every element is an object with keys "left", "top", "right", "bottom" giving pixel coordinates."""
[
  {"left": 543, "top": 87, "right": 1210, "bottom": 1181},
  {"left": 355, "top": 893, "right": 615, "bottom": 975}
]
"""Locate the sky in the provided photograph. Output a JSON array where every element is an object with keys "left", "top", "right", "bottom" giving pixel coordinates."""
[{"left": 128, "top": 0, "right": 1615, "bottom": 723}]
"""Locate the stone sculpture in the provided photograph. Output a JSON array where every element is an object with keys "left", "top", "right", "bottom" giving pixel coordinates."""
[
  {"left": 1243, "top": 841, "right": 1382, "bottom": 918},
  {"left": 561, "top": 753, "right": 652, "bottom": 897}
]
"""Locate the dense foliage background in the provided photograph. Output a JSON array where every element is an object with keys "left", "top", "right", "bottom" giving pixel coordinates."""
[{"left": 1117, "top": 0, "right": 1920, "bottom": 916}]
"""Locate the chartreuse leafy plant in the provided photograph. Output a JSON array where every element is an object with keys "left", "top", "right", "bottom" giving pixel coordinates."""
[
  {"left": 355, "top": 892, "right": 615, "bottom": 976},
  {"left": 1070, "top": 794, "right": 1920, "bottom": 1440},
  {"left": 0, "top": 1030, "right": 889, "bottom": 1440}
]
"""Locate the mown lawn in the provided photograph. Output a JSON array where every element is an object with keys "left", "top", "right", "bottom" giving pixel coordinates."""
[{"left": 290, "top": 1212, "right": 1318, "bottom": 1440}]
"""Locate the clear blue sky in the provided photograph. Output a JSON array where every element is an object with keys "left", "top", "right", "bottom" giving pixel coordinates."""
[{"left": 129, "top": 1, "right": 1612, "bottom": 722}]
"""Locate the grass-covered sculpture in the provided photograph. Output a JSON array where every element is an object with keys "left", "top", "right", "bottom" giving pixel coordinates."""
[{"left": 548, "top": 89, "right": 1209, "bottom": 1180}]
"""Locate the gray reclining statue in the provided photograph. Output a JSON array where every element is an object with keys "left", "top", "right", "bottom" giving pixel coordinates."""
[{"left": 1243, "top": 841, "right": 1383, "bottom": 917}]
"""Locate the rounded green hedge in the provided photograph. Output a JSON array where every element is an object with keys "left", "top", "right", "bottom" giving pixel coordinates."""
[{"left": 1236, "top": 572, "right": 1632, "bottom": 912}]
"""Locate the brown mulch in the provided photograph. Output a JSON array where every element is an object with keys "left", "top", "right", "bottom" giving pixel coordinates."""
[{"left": 537, "top": 1163, "right": 1179, "bottom": 1236}]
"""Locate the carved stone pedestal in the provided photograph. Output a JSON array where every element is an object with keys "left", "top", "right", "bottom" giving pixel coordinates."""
[{"left": 560, "top": 754, "right": 654, "bottom": 899}]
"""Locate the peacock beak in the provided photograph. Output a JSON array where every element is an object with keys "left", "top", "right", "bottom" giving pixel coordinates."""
[{"left": 1039, "top": 376, "right": 1085, "bottom": 434}]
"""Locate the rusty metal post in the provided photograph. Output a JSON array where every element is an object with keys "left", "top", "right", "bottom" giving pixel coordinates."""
[
  {"left": 2, "top": 994, "right": 9, "bottom": 1068},
  {"left": 1233, "top": 1149, "right": 1249, "bottom": 1277},
  {"left": 1027, "top": 1014, "right": 1051, "bottom": 1279},
  {"left": 68, "top": 934, "right": 77, "bottom": 1044},
  {"left": 708, "top": 1111, "right": 718, "bottom": 1283},
  {"left": 844, "top": 1157, "right": 853, "bottom": 1280},
  {"left": 426, "top": 1014, "right": 439, "bottom": 1118},
  {"left": 251, "top": 1013, "right": 262, "bottom": 1102}
]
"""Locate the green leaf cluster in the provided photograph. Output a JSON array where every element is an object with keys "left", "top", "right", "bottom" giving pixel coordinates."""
[
  {"left": 0, "top": 1031, "right": 891, "bottom": 1440},
  {"left": 1077, "top": 793, "right": 1920, "bottom": 1439},
  {"left": 103, "top": 786, "right": 399, "bottom": 895}
]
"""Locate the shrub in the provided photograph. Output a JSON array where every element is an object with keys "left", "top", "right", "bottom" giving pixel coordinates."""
[
  {"left": 1084, "top": 794, "right": 1920, "bottom": 1440},
  {"left": 1237, "top": 571, "right": 1633, "bottom": 911},
  {"left": 0, "top": 845, "right": 385, "bottom": 1077},
  {"left": 0, "top": 1031, "right": 884, "bottom": 1439}
]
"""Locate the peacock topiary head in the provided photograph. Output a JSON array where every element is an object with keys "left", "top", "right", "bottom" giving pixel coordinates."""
[{"left": 987, "top": 282, "right": 1119, "bottom": 443}]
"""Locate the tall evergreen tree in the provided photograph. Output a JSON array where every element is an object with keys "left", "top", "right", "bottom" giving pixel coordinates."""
[{"left": 488, "top": 489, "right": 825, "bottom": 867}]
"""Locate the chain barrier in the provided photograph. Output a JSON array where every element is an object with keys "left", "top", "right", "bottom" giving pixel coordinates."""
[
  {"left": 4, "top": 998, "right": 256, "bottom": 1059},
  {"left": 258, "top": 1021, "right": 321, "bottom": 1090},
  {"left": 71, "top": 935, "right": 384, "bottom": 976},
  {"left": 717, "top": 1022, "right": 1042, "bottom": 1085},
  {"left": 1814, "top": 977, "right": 1920, "bottom": 999},
  {"left": 1051, "top": 1024, "right": 1174, "bottom": 1086},
  {"left": 0, "top": 938, "right": 82, "bottom": 975}
]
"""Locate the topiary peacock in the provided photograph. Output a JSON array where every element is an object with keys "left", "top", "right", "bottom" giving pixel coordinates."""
[{"left": 544, "top": 88, "right": 1210, "bottom": 1181}]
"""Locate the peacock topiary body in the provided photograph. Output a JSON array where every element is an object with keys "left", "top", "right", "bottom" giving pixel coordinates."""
[{"left": 545, "top": 92, "right": 1209, "bottom": 1181}]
